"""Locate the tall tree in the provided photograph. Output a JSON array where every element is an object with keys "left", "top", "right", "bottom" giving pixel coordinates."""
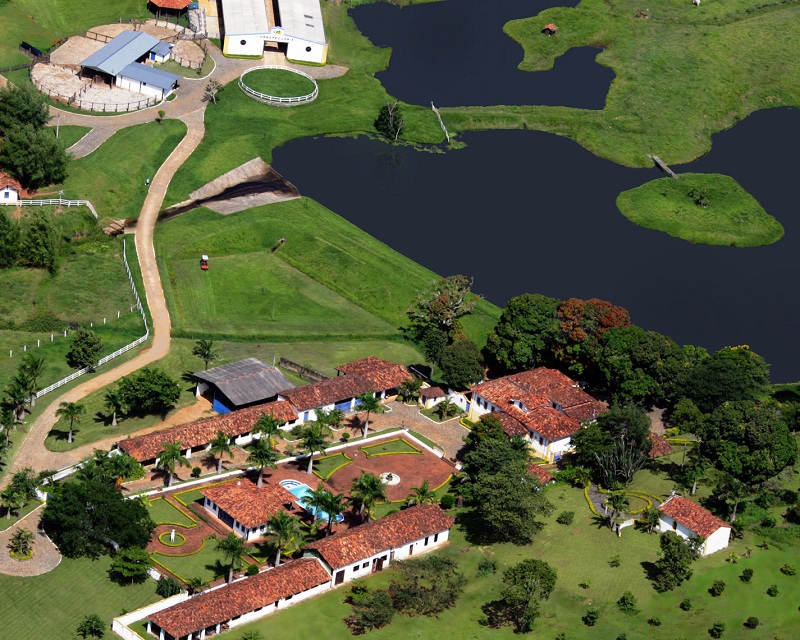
[
  {"left": 106, "top": 452, "right": 142, "bottom": 487},
  {"left": 191, "top": 339, "right": 219, "bottom": 370},
  {"left": 408, "top": 275, "right": 476, "bottom": 336},
  {"left": 0, "top": 125, "right": 69, "bottom": 189},
  {"left": 389, "top": 556, "right": 466, "bottom": 617},
  {"left": 208, "top": 431, "right": 233, "bottom": 474},
  {"left": 713, "top": 473, "right": 749, "bottom": 523},
  {"left": 320, "top": 489, "right": 347, "bottom": 536},
  {"left": 42, "top": 479, "right": 154, "bottom": 558},
  {"left": 246, "top": 437, "right": 279, "bottom": 487},
  {"left": 19, "top": 352, "right": 45, "bottom": 400},
  {"left": 216, "top": 533, "right": 244, "bottom": 583},
  {"left": 76, "top": 614, "right": 106, "bottom": 639},
  {"left": 109, "top": 547, "right": 153, "bottom": 585},
  {"left": 253, "top": 411, "right": 284, "bottom": 449},
  {"left": 55, "top": 401, "right": 85, "bottom": 444},
  {"left": 356, "top": 392, "right": 383, "bottom": 439},
  {"left": 486, "top": 293, "right": 562, "bottom": 372},
  {"left": 103, "top": 388, "right": 127, "bottom": 427},
  {"left": 406, "top": 479, "right": 437, "bottom": 506},
  {"left": 483, "top": 559, "right": 557, "bottom": 633},
  {"left": 66, "top": 328, "right": 103, "bottom": 370},
  {"left": 19, "top": 211, "right": 59, "bottom": 272},
  {"left": 439, "top": 337, "right": 484, "bottom": 389},
  {"left": 298, "top": 423, "right": 329, "bottom": 474},
  {"left": 300, "top": 483, "right": 333, "bottom": 526},
  {"left": 1, "top": 487, "right": 24, "bottom": 520},
  {"left": 155, "top": 441, "right": 190, "bottom": 487},
  {"left": 0, "top": 208, "right": 20, "bottom": 268},
  {"left": 266, "top": 510, "right": 303, "bottom": 566},
  {"left": 374, "top": 100, "right": 404, "bottom": 141},
  {"left": 398, "top": 377, "right": 422, "bottom": 403},
  {"left": 651, "top": 531, "right": 696, "bottom": 592},
  {"left": 116, "top": 368, "right": 181, "bottom": 417},
  {"left": 0, "top": 84, "right": 51, "bottom": 132},
  {"left": 349, "top": 471, "right": 387, "bottom": 521},
  {"left": 606, "top": 491, "right": 630, "bottom": 530}
]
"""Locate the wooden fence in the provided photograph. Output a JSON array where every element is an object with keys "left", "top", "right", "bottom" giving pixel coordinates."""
[
  {"left": 279, "top": 358, "right": 329, "bottom": 383},
  {"left": 1, "top": 198, "right": 98, "bottom": 219}
]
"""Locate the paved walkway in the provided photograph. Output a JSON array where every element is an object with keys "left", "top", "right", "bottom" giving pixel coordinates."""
[{"left": 0, "top": 507, "right": 62, "bottom": 577}]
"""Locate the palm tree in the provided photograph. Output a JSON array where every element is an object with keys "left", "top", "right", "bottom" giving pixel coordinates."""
[
  {"left": 406, "top": 479, "right": 438, "bottom": 506},
  {"left": 639, "top": 506, "right": 661, "bottom": 533},
  {"left": 103, "top": 388, "right": 127, "bottom": 427},
  {"left": 327, "top": 408, "right": 345, "bottom": 430},
  {"left": 715, "top": 474, "right": 748, "bottom": 522},
  {"left": 607, "top": 492, "right": 630, "bottom": 531},
  {"left": 107, "top": 452, "right": 141, "bottom": 487},
  {"left": 349, "top": 471, "right": 387, "bottom": 522},
  {"left": 185, "top": 576, "right": 205, "bottom": 596},
  {"left": 300, "top": 483, "right": 331, "bottom": 523},
  {"left": 156, "top": 441, "right": 190, "bottom": 487},
  {"left": 1, "top": 487, "right": 23, "bottom": 520},
  {"left": 1, "top": 409, "right": 15, "bottom": 446},
  {"left": 267, "top": 511, "right": 303, "bottom": 566},
  {"left": 55, "top": 401, "right": 85, "bottom": 444},
  {"left": 208, "top": 431, "right": 233, "bottom": 474},
  {"left": 299, "top": 424, "right": 329, "bottom": 475},
  {"left": 216, "top": 532, "right": 245, "bottom": 583},
  {"left": 246, "top": 438, "right": 279, "bottom": 488},
  {"left": 192, "top": 339, "right": 219, "bottom": 370},
  {"left": 9, "top": 527, "right": 34, "bottom": 556},
  {"left": 398, "top": 377, "right": 422, "bottom": 404},
  {"left": 320, "top": 489, "right": 347, "bottom": 536},
  {"left": 253, "top": 412, "right": 283, "bottom": 449},
  {"left": 356, "top": 392, "right": 384, "bottom": 439},
  {"left": 437, "top": 396, "right": 457, "bottom": 420},
  {"left": 20, "top": 353, "right": 45, "bottom": 407},
  {"left": 571, "top": 466, "right": 593, "bottom": 489},
  {"left": 5, "top": 377, "right": 30, "bottom": 422}
]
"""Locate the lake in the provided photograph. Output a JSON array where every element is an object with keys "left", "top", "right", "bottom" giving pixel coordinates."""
[{"left": 273, "top": 1, "right": 797, "bottom": 382}]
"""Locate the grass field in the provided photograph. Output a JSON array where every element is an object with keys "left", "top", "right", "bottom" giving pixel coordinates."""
[
  {"left": 313, "top": 452, "right": 353, "bottom": 480},
  {"left": 0, "top": 555, "right": 159, "bottom": 640},
  {"left": 155, "top": 201, "right": 500, "bottom": 345},
  {"left": 152, "top": 537, "right": 227, "bottom": 584},
  {"left": 52, "top": 125, "right": 91, "bottom": 150},
  {"left": 224, "top": 483, "right": 800, "bottom": 640},
  {"left": 442, "top": 0, "right": 800, "bottom": 167},
  {"left": 616, "top": 173, "right": 784, "bottom": 247},
  {"left": 146, "top": 497, "right": 197, "bottom": 528},
  {"left": 241, "top": 67, "right": 317, "bottom": 97}
]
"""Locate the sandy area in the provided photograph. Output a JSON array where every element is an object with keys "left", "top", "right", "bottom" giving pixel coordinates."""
[
  {"left": 32, "top": 63, "right": 84, "bottom": 98},
  {"left": 172, "top": 40, "right": 205, "bottom": 65},
  {"left": 90, "top": 22, "right": 182, "bottom": 42},
  {"left": 48, "top": 36, "right": 104, "bottom": 66}
]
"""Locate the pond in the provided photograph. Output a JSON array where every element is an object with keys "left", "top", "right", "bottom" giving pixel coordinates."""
[
  {"left": 351, "top": 0, "right": 613, "bottom": 108},
  {"left": 272, "top": 107, "right": 798, "bottom": 382}
]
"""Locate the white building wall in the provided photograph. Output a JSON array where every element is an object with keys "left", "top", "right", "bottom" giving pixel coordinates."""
[
  {"left": 196, "top": 381, "right": 209, "bottom": 397},
  {"left": 656, "top": 516, "right": 729, "bottom": 556},
  {"left": 223, "top": 33, "right": 265, "bottom": 57},
  {"left": 115, "top": 75, "right": 167, "bottom": 100},
  {"left": 1, "top": 187, "right": 18, "bottom": 203},
  {"left": 228, "top": 579, "right": 331, "bottom": 629},
  {"left": 286, "top": 39, "right": 328, "bottom": 64}
]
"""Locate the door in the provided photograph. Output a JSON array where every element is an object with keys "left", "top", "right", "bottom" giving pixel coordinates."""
[{"left": 335, "top": 570, "right": 345, "bottom": 585}]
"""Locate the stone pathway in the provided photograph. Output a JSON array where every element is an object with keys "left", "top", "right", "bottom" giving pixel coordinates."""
[{"left": 0, "top": 507, "right": 62, "bottom": 577}]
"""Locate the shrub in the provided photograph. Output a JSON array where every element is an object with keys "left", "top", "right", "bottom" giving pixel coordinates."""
[
  {"left": 616, "top": 635, "right": 627, "bottom": 640},
  {"left": 766, "top": 584, "right": 779, "bottom": 597},
  {"left": 761, "top": 515, "right": 777, "bottom": 528},
  {"left": 648, "top": 616, "right": 662, "bottom": 626},
  {"left": 240, "top": 631, "right": 263, "bottom": 640},
  {"left": 780, "top": 563, "right": 796, "bottom": 576},
  {"left": 709, "top": 622, "right": 726, "bottom": 638},
  {"left": 709, "top": 580, "right": 726, "bottom": 597},
  {"left": 616, "top": 591, "right": 638, "bottom": 614},
  {"left": 780, "top": 489, "right": 799, "bottom": 505},
  {"left": 608, "top": 554, "right": 622, "bottom": 568},
  {"left": 341, "top": 432, "right": 351, "bottom": 443},
  {"left": 578, "top": 579, "right": 591, "bottom": 590},
  {"left": 582, "top": 608, "right": 600, "bottom": 626},
  {"left": 191, "top": 467, "right": 202, "bottom": 478},
  {"left": 246, "top": 564, "right": 259, "bottom": 576},
  {"left": 476, "top": 557, "right": 497, "bottom": 577},
  {"left": 155, "top": 576, "right": 182, "bottom": 598},
  {"left": 740, "top": 568, "right": 754, "bottom": 582},
  {"left": 679, "top": 598, "right": 692, "bottom": 611},
  {"left": 556, "top": 511, "right": 575, "bottom": 525},
  {"left": 784, "top": 503, "right": 800, "bottom": 524},
  {"left": 440, "top": 493, "right": 456, "bottom": 510},
  {"left": 743, "top": 616, "right": 760, "bottom": 629}
]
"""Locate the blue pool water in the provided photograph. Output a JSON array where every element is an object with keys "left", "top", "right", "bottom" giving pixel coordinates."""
[{"left": 280, "top": 480, "right": 344, "bottom": 524}]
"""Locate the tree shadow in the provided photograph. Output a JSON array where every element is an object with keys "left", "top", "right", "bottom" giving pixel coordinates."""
[
  {"left": 640, "top": 560, "right": 659, "bottom": 586},
  {"left": 207, "top": 559, "right": 228, "bottom": 581},
  {"left": 93, "top": 411, "right": 108, "bottom": 425},
  {"left": 47, "top": 428, "right": 73, "bottom": 442},
  {"left": 589, "top": 515, "right": 611, "bottom": 530},
  {"left": 455, "top": 510, "right": 501, "bottom": 546}
]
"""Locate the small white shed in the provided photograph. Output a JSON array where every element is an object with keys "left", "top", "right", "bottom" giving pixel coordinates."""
[
  {"left": 657, "top": 494, "right": 731, "bottom": 557},
  {"left": 1, "top": 184, "right": 19, "bottom": 203}
]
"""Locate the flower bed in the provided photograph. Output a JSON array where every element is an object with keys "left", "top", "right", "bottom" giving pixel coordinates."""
[{"left": 361, "top": 437, "right": 422, "bottom": 458}]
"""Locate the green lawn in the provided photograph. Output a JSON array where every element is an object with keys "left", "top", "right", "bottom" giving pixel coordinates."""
[
  {"left": 174, "top": 487, "right": 206, "bottom": 507},
  {"left": 155, "top": 200, "right": 500, "bottom": 346},
  {"left": 225, "top": 484, "right": 800, "bottom": 639},
  {"left": 616, "top": 173, "right": 783, "bottom": 246},
  {"left": 0, "top": 555, "right": 159, "bottom": 640},
  {"left": 152, "top": 537, "right": 227, "bottom": 584},
  {"left": 53, "top": 125, "right": 92, "bottom": 150},
  {"left": 0, "top": 500, "right": 43, "bottom": 531},
  {"left": 313, "top": 452, "right": 353, "bottom": 480},
  {"left": 443, "top": 0, "right": 800, "bottom": 167},
  {"left": 58, "top": 120, "right": 186, "bottom": 224},
  {"left": 146, "top": 497, "right": 197, "bottom": 528},
  {"left": 241, "top": 67, "right": 317, "bottom": 97},
  {"left": 361, "top": 437, "right": 422, "bottom": 458},
  {"left": 155, "top": 55, "right": 214, "bottom": 79}
]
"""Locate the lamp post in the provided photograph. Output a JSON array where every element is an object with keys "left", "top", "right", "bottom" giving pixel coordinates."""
[{"left": 55, "top": 114, "right": 61, "bottom": 139}]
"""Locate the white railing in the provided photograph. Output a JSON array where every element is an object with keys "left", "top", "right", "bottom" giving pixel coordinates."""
[
  {"left": 238, "top": 66, "right": 318, "bottom": 106},
  {"left": 1, "top": 198, "right": 98, "bottom": 219},
  {"left": 33, "top": 238, "right": 149, "bottom": 400}
]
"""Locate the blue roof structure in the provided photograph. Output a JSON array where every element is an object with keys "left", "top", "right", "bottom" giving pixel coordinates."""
[
  {"left": 80, "top": 31, "right": 161, "bottom": 76},
  {"left": 120, "top": 63, "right": 180, "bottom": 91},
  {"left": 151, "top": 41, "right": 173, "bottom": 58}
]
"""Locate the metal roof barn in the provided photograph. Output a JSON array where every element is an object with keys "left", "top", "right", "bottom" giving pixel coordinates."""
[
  {"left": 194, "top": 357, "right": 295, "bottom": 413},
  {"left": 80, "top": 31, "right": 162, "bottom": 76}
]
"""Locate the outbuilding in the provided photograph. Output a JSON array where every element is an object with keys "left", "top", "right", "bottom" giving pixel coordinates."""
[
  {"left": 0, "top": 172, "right": 21, "bottom": 203},
  {"left": 194, "top": 357, "right": 294, "bottom": 414},
  {"left": 657, "top": 494, "right": 731, "bottom": 557}
]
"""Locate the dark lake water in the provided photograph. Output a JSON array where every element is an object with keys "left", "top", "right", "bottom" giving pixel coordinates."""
[
  {"left": 271, "top": 0, "right": 798, "bottom": 382},
  {"left": 352, "top": 0, "right": 613, "bottom": 108}
]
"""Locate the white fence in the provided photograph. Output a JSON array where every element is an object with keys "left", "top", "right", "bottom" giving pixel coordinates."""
[
  {"left": 238, "top": 66, "right": 318, "bottom": 106},
  {"left": 33, "top": 238, "right": 149, "bottom": 400},
  {"left": 1, "top": 197, "right": 98, "bottom": 219},
  {"left": 113, "top": 592, "right": 191, "bottom": 640}
]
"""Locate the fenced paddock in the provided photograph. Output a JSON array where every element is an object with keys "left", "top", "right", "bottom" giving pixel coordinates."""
[{"left": 238, "top": 66, "right": 318, "bottom": 106}]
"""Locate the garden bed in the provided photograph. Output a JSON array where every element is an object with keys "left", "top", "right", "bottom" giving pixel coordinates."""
[
  {"left": 361, "top": 438, "right": 422, "bottom": 458},
  {"left": 146, "top": 498, "right": 197, "bottom": 527},
  {"left": 312, "top": 452, "right": 353, "bottom": 480}
]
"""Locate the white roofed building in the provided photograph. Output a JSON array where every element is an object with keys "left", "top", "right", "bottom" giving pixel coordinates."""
[{"left": 221, "top": 0, "right": 328, "bottom": 63}]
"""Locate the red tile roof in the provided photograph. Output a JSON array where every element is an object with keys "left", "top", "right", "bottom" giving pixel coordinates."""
[
  {"left": 648, "top": 434, "right": 674, "bottom": 458},
  {"left": 420, "top": 386, "right": 446, "bottom": 399},
  {"left": 0, "top": 170, "right": 26, "bottom": 195},
  {"left": 659, "top": 495, "right": 729, "bottom": 538},
  {"left": 305, "top": 504, "right": 453, "bottom": 570},
  {"left": 149, "top": 558, "right": 330, "bottom": 638},
  {"left": 336, "top": 357, "right": 412, "bottom": 391},
  {"left": 149, "top": 0, "right": 191, "bottom": 8},
  {"left": 528, "top": 464, "right": 555, "bottom": 484},
  {"left": 279, "top": 375, "right": 374, "bottom": 412},
  {"left": 202, "top": 479, "right": 297, "bottom": 529},
  {"left": 117, "top": 401, "right": 297, "bottom": 462}
]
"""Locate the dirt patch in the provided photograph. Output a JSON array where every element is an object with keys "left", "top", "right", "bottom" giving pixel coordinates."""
[
  {"left": 48, "top": 36, "right": 104, "bottom": 66},
  {"left": 172, "top": 40, "right": 205, "bottom": 65},
  {"left": 90, "top": 22, "right": 182, "bottom": 42}
]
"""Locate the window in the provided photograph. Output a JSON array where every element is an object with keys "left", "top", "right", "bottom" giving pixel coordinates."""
[
  {"left": 434, "top": 533, "right": 439, "bottom": 543},
  {"left": 424, "top": 536, "right": 429, "bottom": 546},
  {"left": 672, "top": 520, "right": 678, "bottom": 530},
  {"left": 3, "top": 192, "right": 8, "bottom": 199},
  {"left": 353, "top": 564, "right": 359, "bottom": 572},
  {"left": 362, "top": 562, "right": 369, "bottom": 569}
]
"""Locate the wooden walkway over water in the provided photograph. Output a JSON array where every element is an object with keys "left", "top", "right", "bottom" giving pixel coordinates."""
[{"left": 648, "top": 154, "right": 678, "bottom": 179}]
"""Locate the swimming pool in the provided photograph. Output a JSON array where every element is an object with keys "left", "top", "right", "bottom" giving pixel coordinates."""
[{"left": 280, "top": 480, "right": 344, "bottom": 524}]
